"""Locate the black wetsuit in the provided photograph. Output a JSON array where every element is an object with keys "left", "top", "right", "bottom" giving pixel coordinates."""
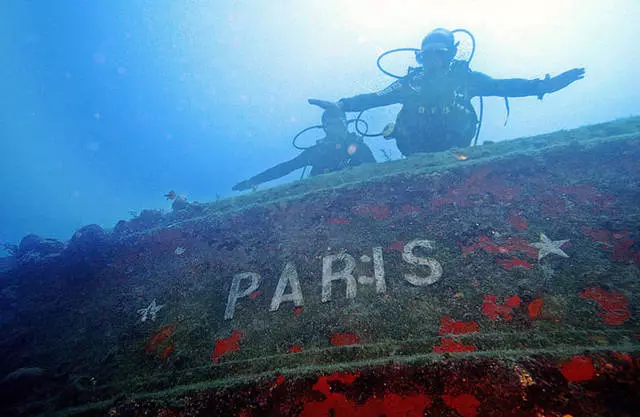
[
  {"left": 245, "top": 133, "right": 376, "bottom": 186},
  {"left": 338, "top": 61, "right": 548, "bottom": 156}
]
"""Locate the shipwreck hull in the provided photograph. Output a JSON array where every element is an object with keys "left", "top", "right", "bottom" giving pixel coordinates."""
[{"left": 1, "top": 118, "right": 640, "bottom": 416}]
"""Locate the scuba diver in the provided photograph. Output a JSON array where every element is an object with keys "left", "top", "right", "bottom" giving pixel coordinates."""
[
  {"left": 232, "top": 108, "right": 376, "bottom": 191},
  {"left": 309, "top": 28, "right": 585, "bottom": 157}
]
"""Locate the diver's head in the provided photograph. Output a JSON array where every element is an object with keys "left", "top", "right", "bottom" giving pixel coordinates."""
[
  {"left": 321, "top": 108, "right": 348, "bottom": 137},
  {"left": 416, "top": 28, "right": 457, "bottom": 71}
]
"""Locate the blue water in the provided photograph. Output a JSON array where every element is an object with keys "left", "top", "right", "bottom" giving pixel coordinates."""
[{"left": 2, "top": 0, "right": 639, "bottom": 251}]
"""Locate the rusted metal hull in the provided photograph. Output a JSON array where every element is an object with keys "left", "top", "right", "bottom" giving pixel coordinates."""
[{"left": 1, "top": 118, "right": 639, "bottom": 416}]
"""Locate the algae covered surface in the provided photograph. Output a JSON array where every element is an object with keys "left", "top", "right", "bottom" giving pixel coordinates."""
[{"left": 1, "top": 117, "right": 639, "bottom": 416}]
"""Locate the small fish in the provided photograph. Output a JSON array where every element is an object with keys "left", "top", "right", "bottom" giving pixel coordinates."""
[
  {"left": 452, "top": 152, "right": 468, "bottom": 161},
  {"left": 164, "top": 190, "right": 177, "bottom": 200}
]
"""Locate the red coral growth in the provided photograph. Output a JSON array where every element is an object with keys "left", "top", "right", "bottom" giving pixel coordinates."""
[
  {"left": 387, "top": 240, "right": 405, "bottom": 252},
  {"left": 248, "top": 290, "right": 262, "bottom": 300},
  {"left": 612, "top": 236, "right": 640, "bottom": 264},
  {"left": 442, "top": 393, "right": 481, "bottom": 417},
  {"left": 538, "top": 192, "right": 567, "bottom": 217},
  {"left": 288, "top": 344, "right": 303, "bottom": 353},
  {"left": 579, "top": 287, "right": 631, "bottom": 325},
  {"left": 432, "top": 338, "right": 477, "bottom": 353},
  {"left": 460, "top": 236, "right": 537, "bottom": 259},
  {"left": 301, "top": 372, "right": 432, "bottom": 417},
  {"left": 613, "top": 352, "right": 632, "bottom": 363},
  {"left": 438, "top": 316, "right": 480, "bottom": 335},
  {"left": 352, "top": 204, "right": 391, "bottom": 220},
  {"left": 211, "top": 330, "right": 243, "bottom": 363},
  {"left": 161, "top": 344, "right": 175, "bottom": 360},
  {"left": 527, "top": 298, "right": 543, "bottom": 319},
  {"left": 156, "top": 408, "right": 178, "bottom": 417},
  {"left": 145, "top": 324, "right": 175, "bottom": 353},
  {"left": 554, "top": 184, "right": 616, "bottom": 212},
  {"left": 497, "top": 257, "right": 533, "bottom": 270},
  {"left": 328, "top": 217, "right": 350, "bottom": 225},
  {"left": 331, "top": 332, "right": 360, "bottom": 346},
  {"left": 482, "top": 294, "right": 522, "bottom": 321},
  {"left": 582, "top": 228, "right": 640, "bottom": 264},
  {"left": 582, "top": 227, "right": 612, "bottom": 243},
  {"left": 397, "top": 203, "right": 422, "bottom": 217},
  {"left": 361, "top": 393, "right": 432, "bottom": 417},
  {"left": 507, "top": 215, "right": 528, "bottom": 231},
  {"left": 560, "top": 355, "right": 595, "bottom": 382},
  {"left": 429, "top": 167, "right": 521, "bottom": 209},
  {"left": 299, "top": 391, "right": 353, "bottom": 417}
]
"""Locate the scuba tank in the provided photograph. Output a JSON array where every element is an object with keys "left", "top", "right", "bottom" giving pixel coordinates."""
[{"left": 356, "top": 29, "right": 492, "bottom": 147}]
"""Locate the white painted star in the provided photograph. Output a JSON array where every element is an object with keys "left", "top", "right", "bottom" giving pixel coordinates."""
[
  {"left": 529, "top": 233, "right": 570, "bottom": 260},
  {"left": 137, "top": 299, "right": 164, "bottom": 322}
]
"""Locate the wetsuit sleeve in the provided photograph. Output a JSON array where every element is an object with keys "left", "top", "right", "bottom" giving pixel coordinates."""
[
  {"left": 468, "top": 71, "right": 546, "bottom": 98},
  {"left": 246, "top": 150, "right": 313, "bottom": 186},
  {"left": 338, "top": 80, "right": 406, "bottom": 112}
]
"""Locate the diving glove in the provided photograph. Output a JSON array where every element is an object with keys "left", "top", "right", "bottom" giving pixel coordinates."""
[
  {"left": 308, "top": 99, "right": 343, "bottom": 111},
  {"left": 539, "top": 68, "right": 585, "bottom": 99}
]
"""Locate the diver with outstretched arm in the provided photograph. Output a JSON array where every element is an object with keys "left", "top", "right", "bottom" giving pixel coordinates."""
[
  {"left": 309, "top": 28, "right": 584, "bottom": 156},
  {"left": 232, "top": 108, "right": 375, "bottom": 191}
]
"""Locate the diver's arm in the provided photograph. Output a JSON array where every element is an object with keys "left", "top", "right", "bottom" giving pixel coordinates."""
[
  {"left": 470, "top": 68, "right": 585, "bottom": 99},
  {"left": 232, "top": 151, "right": 312, "bottom": 191},
  {"left": 309, "top": 80, "right": 406, "bottom": 113},
  {"left": 338, "top": 80, "right": 406, "bottom": 112}
]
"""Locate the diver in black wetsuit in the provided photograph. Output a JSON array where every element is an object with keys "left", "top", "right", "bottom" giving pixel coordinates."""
[
  {"left": 310, "top": 28, "right": 585, "bottom": 156},
  {"left": 232, "top": 108, "right": 376, "bottom": 191}
]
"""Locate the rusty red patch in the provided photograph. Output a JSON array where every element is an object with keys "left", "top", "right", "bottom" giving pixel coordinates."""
[
  {"left": 527, "top": 298, "right": 544, "bottom": 319},
  {"left": 538, "top": 192, "right": 567, "bottom": 217},
  {"left": 460, "top": 236, "right": 537, "bottom": 259},
  {"left": 145, "top": 324, "right": 175, "bottom": 353},
  {"left": 161, "top": 344, "right": 175, "bottom": 360},
  {"left": 579, "top": 287, "right": 631, "bottom": 325},
  {"left": 248, "top": 290, "right": 262, "bottom": 300},
  {"left": 288, "top": 344, "right": 303, "bottom": 353},
  {"left": 301, "top": 372, "right": 431, "bottom": 417},
  {"left": 432, "top": 338, "right": 477, "bottom": 353},
  {"left": 443, "top": 393, "right": 481, "bottom": 417},
  {"left": 560, "top": 355, "right": 595, "bottom": 382},
  {"left": 554, "top": 183, "right": 616, "bottom": 212},
  {"left": 327, "top": 217, "right": 350, "bottom": 225},
  {"left": 438, "top": 316, "right": 480, "bottom": 335},
  {"left": 482, "top": 294, "right": 522, "bottom": 321},
  {"left": 352, "top": 204, "right": 391, "bottom": 220},
  {"left": 497, "top": 257, "right": 533, "bottom": 270},
  {"left": 582, "top": 228, "right": 640, "bottom": 264},
  {"left": 507, "top": 214, "right": 528, "bottom": 231},
  {"left": 330, "top": 332, "right": 360, "bottom": 346},
  {"left": 211, "top": 330, "right": 243, "bottom": 363},
  {"left": 429, "top": 167, "right": 521, "bottom": 209},
  {"left": 398, "top": 203, "right": 422, "bottom": 217},
  {"left": 387, "top": 240, "right": 405, "bottom": 252},
  {"left": 293, "top": 306, "right": 303, "bottom": 317}
]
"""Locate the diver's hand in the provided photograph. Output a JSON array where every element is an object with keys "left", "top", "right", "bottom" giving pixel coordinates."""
[
  {"left": 547, "top": 68, "right": 585, "bottom": 93},
  {"left": 308, "top": 99, "right": 341, "bottom": 111},
  {"left": 232, "top": 180, "right": 254, "bottom": 191}
]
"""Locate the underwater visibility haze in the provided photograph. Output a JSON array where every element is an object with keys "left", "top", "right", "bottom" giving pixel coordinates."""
[
  {"left": 1, "top": 1, "right": 640, "bottom": 416},
  {"left": 1, "top": 0, "right": 640, "bottom": 245}
]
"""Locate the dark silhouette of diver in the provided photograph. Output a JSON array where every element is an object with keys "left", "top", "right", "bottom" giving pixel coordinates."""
[
  {"left": 232, "top": 108, "right": 376, "bottom": 191},
  {"left": 310, "top": 28, "right": 585, "bottom": 157}
]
